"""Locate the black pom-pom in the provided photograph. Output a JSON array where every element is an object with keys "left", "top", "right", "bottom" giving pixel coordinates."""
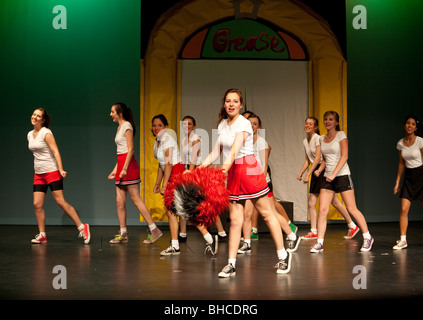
[{"left": 173, "top": 183, "right": 205, "bottom": 220}]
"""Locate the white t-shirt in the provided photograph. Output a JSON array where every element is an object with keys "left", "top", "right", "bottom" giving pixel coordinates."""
[
  {"left": 154, "top": 130, "right": 182, "bottom": 171},
  {"left": 320, "top": 131, "right": 350, "bottom": 177},
  {"left": 115, "top": 121, "right": 133, "bottom": 155},
  {"left": 28, "top": 127, "right": 59, "bottom": 174},
  {"left": 181, "top": 131, "right": 202, "bottom": 166},
  {"left": 397, "top": 136, "right": 423, "bottom": 168},
  {"left": 217, "top": 115, "right": 254, "bottom": 163},
  {"left": 303, "top": 133, "right": 322, "bottom": 164},
  {"left": 254, "top": 135, "right": 270, "bottom": 182}
]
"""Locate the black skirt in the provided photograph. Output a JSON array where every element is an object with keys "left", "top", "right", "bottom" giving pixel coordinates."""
[{"left": 400, "top": 165, "right": 423, "bottom": 201}]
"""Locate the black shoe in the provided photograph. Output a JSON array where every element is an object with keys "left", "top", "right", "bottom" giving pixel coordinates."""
[
  {"left": 287, "top": 235, "right": 301, "bottom": 252},
  {"left": 275, "top": 252, "right": 292, "bottom": 274},
  {"left": 204, "top": 235, "right": 218, "bottom": 256}
]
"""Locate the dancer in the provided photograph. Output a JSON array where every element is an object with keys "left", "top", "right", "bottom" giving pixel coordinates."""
[
  {"left": 108, "top": 103, "right": 162, "bottom": 244},
  {"left": 180, "top": 116, "right": 227, "bottom": 242},
  {"left": 310, "top": 111, "right": 374, "bottom": 253},
  {"left": 393, "top": 114, "right": 423, "bottom": 249},
  {"left": 28, "top": 108, "right": 90, "bottom": 244},
  {"left": 152, "top": 114, "right": 218, "bottom": 256},
  {"left": 239, "top": 113, "right": 300, "bottom": 254},
  {"left": 200, "top": 88, "right": 292, "bottom": 277},
  {"left": 297, "top": 116, "right": 358, "bottom": 239}
]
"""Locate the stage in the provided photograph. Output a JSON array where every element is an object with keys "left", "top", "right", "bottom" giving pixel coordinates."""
[{"left": 1, "top": 222, "right": 423, "bottom": 301}]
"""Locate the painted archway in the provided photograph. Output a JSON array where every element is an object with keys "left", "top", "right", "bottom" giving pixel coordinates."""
[{"left": 141, "top": 0, "right": 347, "bottom": 221}]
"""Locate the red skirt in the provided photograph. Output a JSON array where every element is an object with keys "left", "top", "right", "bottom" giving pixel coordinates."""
[
  {"left": 169, "top": 163, "right": 186, "bottom": 182},
  {"left": 115, "top": 153, "right": 141, "bottom": 186},
  {"left": 227, "top": 155, "right": 269, "bottom": 201}
]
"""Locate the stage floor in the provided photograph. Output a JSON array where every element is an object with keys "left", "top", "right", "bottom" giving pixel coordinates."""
[{"left": 1, "top": 222, "right": 423, "bottom": 301}]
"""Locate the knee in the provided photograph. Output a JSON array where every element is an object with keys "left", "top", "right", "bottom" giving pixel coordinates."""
[{"left": 33, "top": 200, "right": 43, "bottom": 211}]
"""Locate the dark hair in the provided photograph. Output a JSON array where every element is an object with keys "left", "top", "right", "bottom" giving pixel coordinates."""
[
  {"left": 404, "top": 114, "right": 422, "bottom": 137},
  {"left": 218, "top": 88, "right": 244, "bottom": 125},
  {"left": 323, "top": 110, "right": 340, "bottom": 131},
  {"left": 151, "top": 114, "right": 169, "bottom": 136},
  {"left": 247, "top": 113, "right": 262, "bottom": 128},
  {"left": 35, "top": 107, "right": 50, "bottom": 128},
  {"left": 182, "top": 115, "right": 196, "bottom": 126},
  {"left": 113, "top": 103, "right": 136, "bottom": 136},
  {"left": 306, "top": 116, "right": 320, "bottom": 135}
]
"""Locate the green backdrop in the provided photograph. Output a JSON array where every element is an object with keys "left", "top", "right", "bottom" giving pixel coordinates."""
[
  {"left": 346, "top": 0, "right": 423, "bottom": 222},
  {"left": 0, "top": 0, "right": 141, "bottom": 225}
]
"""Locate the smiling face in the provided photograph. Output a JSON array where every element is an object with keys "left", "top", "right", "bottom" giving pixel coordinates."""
[
  {"left": 182, "top": 118, "right": 195, "bottom": 135},
  {"left": 324, "top": 113, "right": 339, "bottom": 132},
  {"left": 404, "top": 117, "right": 417, "bottom": 136},
  {"left": 110, "top": 105, "right": 121, "bottom": 123},
  {"left": 304, "top": 118, "right": 317, "bottom": 134},
  {"left": 224, "top": 92, "right": 243, "bottom": 118},
  {"left": 31, "top": 109, "right": 45, "bottom": 128},
  {"left": 152, "top": 118, "right": 166, "bottom": 136},
  {"left": 249, "top": 116, "right": 260, "bottom": 135}
]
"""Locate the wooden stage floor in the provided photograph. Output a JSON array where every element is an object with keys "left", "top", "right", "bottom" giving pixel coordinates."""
[{"left": 1, "top": 222, "right": 423, "bottom": 302}]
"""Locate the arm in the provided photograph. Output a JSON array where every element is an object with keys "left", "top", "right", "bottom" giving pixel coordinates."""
[
  {"left": 221, "top": 131, "right": 247, "bottom": 175},
  {"left": 326, "top": 138, "right": 348, "bottom": 182},
  {"left": 160, "top": 147, "right": 174, "bottom": 195},
  {"left": 189, "top": 139, "right": 201, "bottom": 170},
  {"left": 200, "top": 138, "right": 221, "bottom": 168},
  {"left": 154, "top": 166, "right": 164, "bottom": 193},
  {"left": 119, "top": 129, "right": 135, "bottom": 178},
  {"left": 394, "top": 150, "right": 405, "bottom": 194},
  {"left": 304, "top": 145, "right": 322, "bottom": 183},
  {"left": 297, "top": 152, "right": 310, "bottom": 181},
  {"left": 45, "top": 132, "right": 67, "bottom": 178}
]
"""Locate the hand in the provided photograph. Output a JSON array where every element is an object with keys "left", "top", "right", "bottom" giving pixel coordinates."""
[
  {"left": 59, "top": 170, "right": 67, "bottom": 179},
  {"left": 153, "top": 184, "right": 161, "bottom": 193},
  {"left": 302, "top": 174, "right": 309, "bottom": 184},
  {"left": 326, "top": 174, "right": 335, "bottom": 183},
  {"left": 314, "top": 170, "right": 321, "bottom": 177},
  {"left": 393, "top": 183, "right": 400, "bottom": 194},
  {"left": 296, "top": 175, "right": 302, "bottom": 181},
  {"left": 108, "top": 171, "right": 116, "bottom": 180},
  {"left": 119, "top": 168, "right": 127, "bottom": 179}
]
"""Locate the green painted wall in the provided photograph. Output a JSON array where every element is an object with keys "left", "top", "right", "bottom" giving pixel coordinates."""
[
  {"left": 346, "top": 0, "right": 423, "bottom": 221},
  {"left": 0, "top": 0, "right": 141, "bottom": 225}
]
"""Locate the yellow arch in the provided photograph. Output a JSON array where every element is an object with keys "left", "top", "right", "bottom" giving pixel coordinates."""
[{"left": 141, "top": 0, "right": 347, "bottom": 221}]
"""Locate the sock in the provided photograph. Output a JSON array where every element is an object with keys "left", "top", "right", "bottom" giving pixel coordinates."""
[
  {"left": 252, "top": 227, "right": 258, "bottom": 233},
  {"left": 40, "top": 232, "right": 46, "bottom": 237},
  {"left": 362, "top": 232, "right": 371, "bottom": 240},
  {"left": 311, "top": 228, "right": 317, "bottom": 234},
  {"left": 317, "top": 238, "right": 324, "bottom": 244},
  {"left": 171, "top": 239, "right": 179, "bottom": 250},
  {"left": 77, "top": 224, "right": 84, "bottom": 231},
  {"left": 277, "top": 248, "right": 287, "bottom": 260},
  {"left": 348, "top": 222, "right": 357, "bottom": 229},
  {"left": 228, "top": 258, "right": 236, "bottom": 267},
  {"left": 287, "top": 232, "right": 297, "bottom": 241},
  {"left": 244, "top": 239, "right": 251, "bottom": 245},
  {"left": 148, "top": 223, "right": 156, "bottom": 231},
  {"left": 203, "top": 233, "right": 213, "bottom": 244},
  {"left": 179, "top": 232, "right": 187, "bottom": 238},
  {"left": 401, "top": 235, "right": 407, "bottom": 242},
  {"left": 218, "top": 231, "right": 227, "bottom": 237},
  {"left": 120, "top": 227, "right": 127, "bottom": 234}
]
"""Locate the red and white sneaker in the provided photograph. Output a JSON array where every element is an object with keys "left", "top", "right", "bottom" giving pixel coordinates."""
[
  {"left": 78, "top": 224, "right": 91, "bottom": 244},
  {"left": 302, "top": 231, "right": 317, "bottom": 239},
  {"left": 344, "top": 226, "right": 360, "bottom": 239},
  {"left": 31, "top": 233, "right": 47, "bottom": 244}
]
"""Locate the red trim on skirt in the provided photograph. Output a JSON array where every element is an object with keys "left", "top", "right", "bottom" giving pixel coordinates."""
[
  {"left": 115, "top": 153, "right": 141, "bottom": 186},
  {"left": 227, "top": 155, "right": 269, "bottom": 201}
]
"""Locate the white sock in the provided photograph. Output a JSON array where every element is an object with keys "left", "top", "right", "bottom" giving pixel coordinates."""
[
  {"left": 287, "top": 232, "right": 297, "bottom": 241},
  {"left": 228, "top": 258, "right": 236, "bottom": 267},
  {"left": 401, "top": 235, "right": 407, "bottom": 242},
  {"left": 171, "top": 239, "right": 179, "bottom": 250},
  {"left": 348, "top": 222, "right": 357, "bottom": 229},
  {"left": 252, "top": 227, "right": 258, "bottom": 233},
  {"left": 218, "top": 231, "right": 227, "bottom": 237},
  {"left": 120, "top": 227, "right": 127, "bottom": 234},
  {"left": 148, "top": 223, "right": 156, "bottom": 231},
  {"left": 317, "top": 238, "right": 324, "bottom": 244},
  {"left": 244, "top": 239, "right": 251, "bottom": 245},
  {"left": 40, "top": 232, "right": 46, "bottom": 237},
  {"left": 203, "top": 233, "right": 213, "bottom": 244},
  {"left": 362, "top": 232, "right": 371, "bottom": 240},
  {"left": 311, "top": 228, "right": 317, "bottom": 234},
  {"left": 277, "top": 249, "right": 287, "bottom": 260},
  {"left": 77, "top": 224, "right": 84, "bottom": 231},
  {"left": 179, "top": 232, "right": 187, "bottom": 238}
]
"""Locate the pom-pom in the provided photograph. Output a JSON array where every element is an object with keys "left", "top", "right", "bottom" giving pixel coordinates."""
[{"left": 163, "top": 167, "right": 230, "bottom": 228}]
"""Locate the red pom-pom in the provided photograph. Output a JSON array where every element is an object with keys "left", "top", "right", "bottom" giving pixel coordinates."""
[{"left": 163, "top": 167, "right": 229, "bottom": 228}]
